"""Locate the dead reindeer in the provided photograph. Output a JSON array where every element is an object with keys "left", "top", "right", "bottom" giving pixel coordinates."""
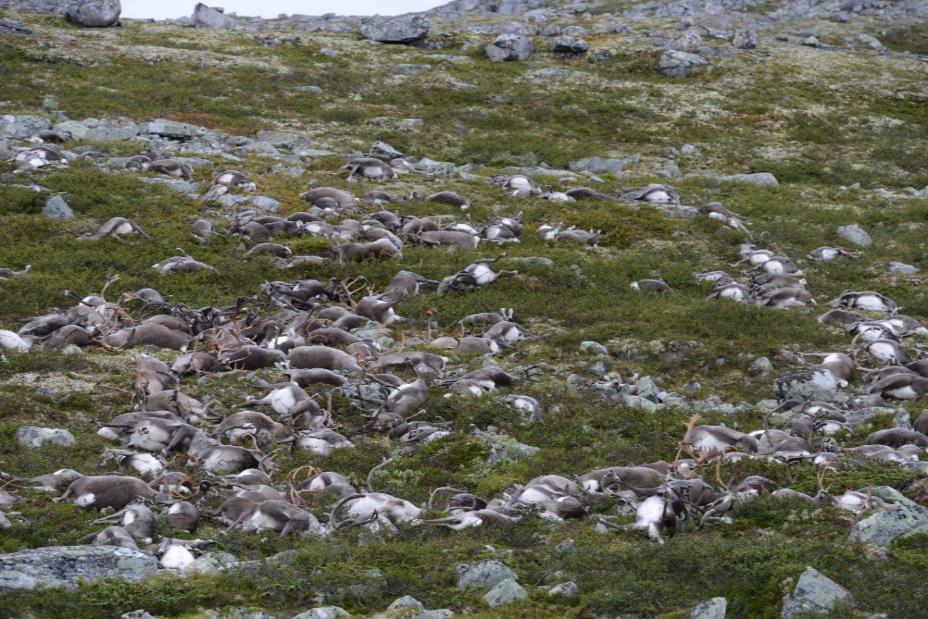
[
  {"left": 331, "top": 238, "right": 402, "bottom": 263},
  {"left": 186, "top": 431, "right": 272, "bottom": 475},
  {"left": 288, "top": 345, "right": 363, "bottom": 373},
  {"left": 101, "top": 323, "right": 191, "bottom": 351},
  {"left": 97, "top": 410, "right": 183, "bottom": 445},
  {"left": 384, "top": 270, "right": 440, "bottom": 297},
  {"left": 214, "top": 410, "right": 292, "bottom": 444},
  {"left": 166, "top": 500, "right": 200, "bottom": 532},
  {"left": 599, "top": 494, "right": 687, "bottom": 544},
  {"left": 54, "top": 475, "right": 172, "bottom": 511},
  {"left": 142, "top": 390, "right": 211, "bottom": 423},
  {"left": 92, "top": 503, "right": 156, "bottom": 543},
  {"left": 152, "top": 538, "right": 216, "bottom": 570},
  {"left": 78, "top": 217, "right": 149, "bottom": 242},
  {"left": 100, "top": 448, "right": 166, "bottom": 479},
  {"left": 135, "top": 356, "right": 176, "bottom": 401},
  {"left": 171, "top": 351, "right": 220, "bottom": 376},
  {"left": 329, "top": 492, "right": 421, "bottom": 532},
  {"left": 225, "top": 499, "right": 325, "bottom": 538},
  {"left": 86, "top": 526, "right": 139, "bottom": 550},
  {"left": 300, "top": 472, "right": 357, "bottom": 499}
]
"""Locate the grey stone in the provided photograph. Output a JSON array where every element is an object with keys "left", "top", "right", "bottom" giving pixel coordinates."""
[
  {"left": 202, "top": 609, "right": 275, "bottom": 619},
  {"left": 889, "top": 261, "right": 918, "bottom": 275},
  {"left": 121, "top": 612, "right": 156, "bottom": 619},
  {"left": 662, "top": 392, "right": 691, "bottom": 411},
  {"left": 556, "top": 538, "right": 575, "bottom": 553},
  {"left": 193, "top": 3, "right": 238, "bottom": 29},
  {"left": 507, "top": 256, "right": 554, "bottom": 269},
  {"left": 138, "top": 177, "right": 199, "bottom": 195},
  {"left": 775, "top": 369, "right": 839, "bottom": 402},
  {"left": 635, "top": 375, "right": 661, "bottom": 399},
  {"left": 297, "top": 85, "right": 324, "bottom": 94},
  {"left": 781, "top": 567, "right": 853, "bottom": 619},
  {"left": 182, "top": 551, "right": 238, "bottom": 575},
  {"left": 732, "top": 29, "right": 757, "bottom": 49},
  {"left": 659, "top": 50, "right": 706, "bottom": 77},
  {"left": 483, "top": 578, "right": 528, "bottom": 607},
  {"left": 392, "top": 64, "right": 431, "bottom": 75},
  {"left": 836, "top": 224, "right": 872, "bottom": 247},
  {"left": 662, "top": 205, "right": 699, "bottom": 218},
  {"left": 17, "top": 426, "right": 76, "bottom": 449},
  {"left": 254, "top": 130, "right": 312, "bottom": 149},
  {"left": 569, "top": 156, "right": 623, "bottom": 175},
  {"left": 658, "top": 159, "right": 682, "bottom": 179},
  {"left": 0, "top": 545, "right": 157, "bottom": 592},
  {"left": 485, "top": 34, "right": 534, "bottom": 62},
  {"left": 3, "top": 115, "right": 50, "bottom": 139},
  {"left": 548, "top": 581, "right": 578, "bottom": 600},
  {"left": 475, "top": 428, "right": 538, "bottom": 465},
  {"left": 388, "top": 596, "right": 425, "bottom": 611},
  {"left": 802, "top": 35, "right": 820, "bottom": 47},
  {"left": 249, "top": 196, "right": 280, "bottom": 212},
  {"left": 42, "top": 96, "right": 59, "bottom": 111},
  {"left": 720, "top": 172, "right": 779, "bottom": 187},
  {"left": 458, "top": 560, "right": 518, "bottom": 590},
  {"left": 550, "top": 36, "right": 588, "bottom": 54},
  {"left": 849, "top": 487, "right": 928, "bottom": 547},
  {"left": 144, "top": 119, "right": 206, "bottom": 139},
  {"left": 65, "top": 0, "right": 121, "bottom": 27},
  {"left": 681, "top": 143, "right": 701, "bottom": 157},
  {"left": 749, "top": 356, "right": 774, "bottom": 376},
  {"left": 858, "top": 34, "right": 882, "bottom": 49},
  {"left": 361, "top": 15, "right": 429, "bottom": 44},
  {"left": 691, "top": 597, "right": 727, "bottom": 619},
  {"left": 580, "top": 341, "right": 609, "bottom": 355},
  {"left": 621, "top": 393, "right": 662, "bottom": 413},
  {"left": 292, "top": 609, "right": 350, "bottom": 619},
  {"left": 43, "top": 195, "right": 74, "bottom": 220}
]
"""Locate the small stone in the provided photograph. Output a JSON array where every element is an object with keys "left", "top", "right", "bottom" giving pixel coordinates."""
[
  {"left": 43, "top": 96, "right": 59, "bottom": 111},
  {"left": 548, "top": 581, "right": 578, "bottom": 600},
  {"left": 802, "top": 36, "right": 820, "bottom": 47},
  {"left": 732, "top": 29, "right": 757, "bottom": 49},
  {"left": 681, "top": 143, "right": 701, "bottom": 158},
  {"left": 889, "top": 261, "right": 918, "bottom": 275},
  {"left": 388, "top": 596, "right": 425, "bottom": 611},
  {"left": 457, "top": 560, "right": 517, "bottom": 590},
  {"left": 836, "top": 224, "right": 872, "bottom": 247},
  {"left": 635, "top": 376, "right": 661, "bottom": 400},
  {"left": 121, "top": 612, "right": 156, "bottom": 619},
  {"left": 42, "top": 195, "right": 74, "bottom": 220},
  {"left": 182, "top": 551, "right": 238, "bottom": 576},
  {"left": 297, "top": 85, "right": 323, "bottom": 94},
  {"left": 749, "top": 356, "right": 774, "bottom": 376},
  {"left": 370, "top": 141, "right": 403, "bottom": 159},
  {"left": 580, "top": 341, "right": 609, "bottom": 356},
  {"left": 691, "top": 596, "right": 727, "bottom": 619},
  {"left": 555, "top": 538, "right": 575, "bottom": 553},
  {"left": 483, "top": 578, "right": 528, "bottom": 607},
  {"left": 569, "top": 156, "right": 623, "bottom": 175},
  {"left": 858, "top": 34, "right": 882, "bottom": 50},
  {"left": 392, "top": 64, "right": 431, "bottom": 75},
  {"left": 507, "top": 256, "right": 554, "bottom": 269},
  {"left": 781, "top": 567, "right": 853, "bottom": 618},
  {"left": 720, "top": 172, "right": 779, "bottom": 187},
  {"left": 550, "top": 36, "right": 588, "bottom": 54},
  {"left": 249, "top": 196, "right": 280, "bottom": 212},
  {"left": 17, "top": 426, "right": 76, "bottom": 449},
  {"left": 144, "top": 118, "right": 205, "bottom": 139}
]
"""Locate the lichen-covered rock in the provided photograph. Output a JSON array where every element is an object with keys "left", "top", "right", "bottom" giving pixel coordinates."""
[
  {"left": 43, "top": 195, "right": 74, "bottom": 220},
  {"left": 291, "top": 609, "right": 350, "bottom": 619},
  {"left": 848, "top": 487, "right": 928, "bottom": 547},
  {"left": 17, "top": 426, "right": 76, "bottom": 448},
  {"left": 720, "top": 172, "right": 779, "bottom": 187},
  {"left": 0, "top": 545, "right": 157, "bottom": 592},
  {"left": 691, "top": 597, "right": 727, "bottom": 618},
  {"left": 457, "top": 560, "right": 518, "bottom": 589},
  {"left": 3, "top": 114, "right": 50, "bottom": 139},
  {"left": 360, "top": 15, "right": 429, "bottom": 44},
  {"left": 550, "top": 36, "right": 588, "bottom": 54},
  {"left": 781, "top": 567, "right": 853, "bottom": 618},
  {"left": 732, "top": 29, "right": 757, "bottom": 49},
  {"left": 569, "top": 156, "right": 623, "bottom": 175},
  {"left": 836, "top": 224, "right": 872, "bottom": 247},
  {"left": 65, "top": 0, "right": 120, "bottom": 27},
  {"left": 775, "top": 369, "right": 839, "bottom": 402},
  {"left": 483, "top": 578, "right": 528, "bottom": 607},
  {"left": 143, "top": 118, "right": 207, "bottom": 139},
  {"left": 485, "top": 34, "right": 534, "bottom": 62},
  {"left": 658, "top": 50, "right": 707, "bottom": 77}
]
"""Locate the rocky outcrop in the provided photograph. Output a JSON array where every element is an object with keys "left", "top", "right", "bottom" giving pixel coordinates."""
[
  {"left": 485, "top": 34, "right": 534, "bottom": 62},
  {"left": 360, "top": 15, "right": 429, "bottom": 44},
  {"left": 0, "top": 545, "right": 157, "bottom": 592},
  {"left": 192, "top": 3, "right": 238, "bottom": 29},
  {"left": 781, "top": 567, "right": 853, "bottom": 619},
  {"left": 65, "top": 0, "right": 120, "bottom": 27}
]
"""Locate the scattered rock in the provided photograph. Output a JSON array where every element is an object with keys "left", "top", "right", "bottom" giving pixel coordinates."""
[
  {"left": 182, "top": 551, "right": 238, "bottom": 575},
  {"left": 388, "top": 596, "right": 424, "bottom": 611},
  {"left": 297, "top": 85, "right": 323, "bottom": 94},
  {"left": 802, "top": 36, "right": 820, "bottom": 47},
  {"left": 836, "top": 224, "right": 872, "bottom": 247},
  {"left": 483, "top": 578, "right": 528, "bottom": 607},
  {"left": 858, "top": 34, "right": 882, "bottom": 50},
  {"left": 550, "top": 36, "right": 588, "bottom": 54},
  {"left": 548, "top": 581, "right": 578, "bottom": 600},
  {"left": 889, "top": 261, "right": 918, "bottom": 275},
  {"left": 360, "top": 15, "right": 429, "bottom": 44},
  {"left": 720, "top": 172, "right": 779, "bottom": 187},
  {"left": 16, "top": 426, "right": 76, "bottom": 449},
  {"left": 569, "top": 156, "right": 623, "bottom": 175},
  {"left": 732, "top": 29, "right": 757, "bottom": 49},
  {"left": 143, "top": 119, "right": 205, "bottom": 139},
  {"left": 0, "top": 546, "right": 157, "bottom": 592},
  {"left": 458, "top": 560, "right": 518, "bottom": 590},
  {"left": 658, "top": 50, "right": 707, "bottom": 77},
  {"left": 848, "top": 487, "right": 928, "bottom": 547},
  {"left": 476, "top": 428, "right": 539, "bottom": 465},
  {"left": 691, "top": 597, "right": 727, "bottom": 619},
  {"left": 781, "top": 567, "right": 853, "bottom": 619},
  {"left": 3, "top": 115, "right": 50, "bottom": 139},
  {"left": 485, "top": 34, "right": 534, "bottom": 62},
  {"left": 291, "top": 607, "right": 350, "bottom": 619},
  {"left": 392, "top": 64, "right": 431, "bottom": 75},
  {"left": 193, "top": 3, "right": 238, "bottom": 29},
  {"left": 580, "top": 341, "right": 610, "bottom": 355},
  {"left": 65, "top": 0, "right": 121, "bottom": 28},
  {"left": 43, "top": 195, "right": 74, "bottom": 220},
  {"left": 749, "top": 356, "right": 774, "bottom": 376},
  {"left": 775, "top": 369, "right": 839, "bottom": 402}
]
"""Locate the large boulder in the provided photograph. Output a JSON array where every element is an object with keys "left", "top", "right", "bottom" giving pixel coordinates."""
[
  {"left": 775, "top": 369, "right": 839, "bottom": 402},
  {"left": 848, "top": 487, "right": 928, "bottom": 547},
  {"left": 483, "top": 578, "right": 528, "bottom": 607},
  {"left": 360, "top": 15, "right": 429, "bottom": 44},
  {"left": 485, "top": 34, "right": 534, "bottom": 62},
  {"left": 457, "top": 560, "right": 518, "bottom": 589},
  {"left": 836, "top": 223, "right": 872, "bottom": 247},
  {"left": 65, "top": 0, "right": 120, "bottom": 27},
  {"left": 0, "top": 545, "right": 157, "bottom": 592},
  {"left": 17, "top": 426, "right": 76, "bottom": 449},
  {"left": 781, "top": 567, "right": 853, "bottom": 619},
  {"left": 193, "top": 4, "right": 238, "bottom": 29}
]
